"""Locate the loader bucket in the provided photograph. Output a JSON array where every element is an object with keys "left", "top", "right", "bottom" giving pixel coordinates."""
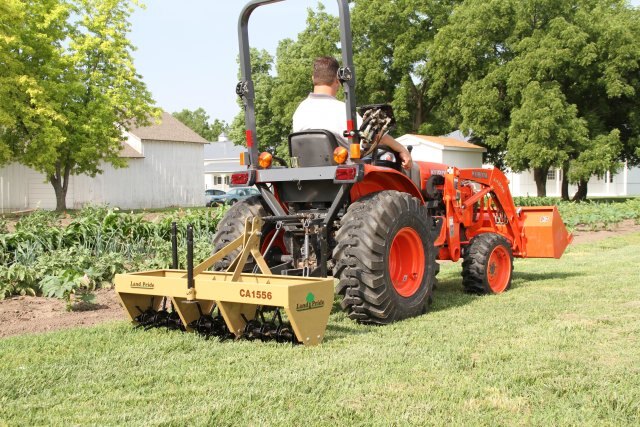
[
  {"left": 114, "top": 217, "right": 335, "bottom": 346},
  {"left": 520, "top": 206, "right": 573, "bottom": 258}
]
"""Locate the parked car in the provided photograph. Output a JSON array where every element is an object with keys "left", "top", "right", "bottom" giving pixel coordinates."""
[
  {"left": 208, "top": 187, "right": 260, "bottom": 206},
  {"left": 205, "top": 189, "right": 226, "bottom": 207}
]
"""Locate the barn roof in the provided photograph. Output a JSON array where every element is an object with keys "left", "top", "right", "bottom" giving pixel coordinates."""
[{"left": 128, "top": 112, "right": 208, "bottom": 144}]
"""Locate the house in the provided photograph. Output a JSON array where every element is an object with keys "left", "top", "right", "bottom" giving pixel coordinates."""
[
  {"left": 204, "top": 133, "right": 244, "bottom": 192},
  {"left": 503, "top": 165, "right": 640, "bottom": 197},
  {"left": 396, "top": 134, "right": 486, "bottom": 168},
  {"left": 0, "top": 111, "right": 207, "bottom": 212}
]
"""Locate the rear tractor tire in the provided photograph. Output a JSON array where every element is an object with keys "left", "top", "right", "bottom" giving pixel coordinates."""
[
  {"left": 461, "top": 233, "right": 513, "bottom": 294},
  {"left": 333, "top": 191, "right": 438, "bottom": 324}
]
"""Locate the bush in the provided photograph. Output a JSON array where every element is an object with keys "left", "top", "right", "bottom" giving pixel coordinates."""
[{"left": 0, "top": 205, "right": 227, "bottom": 301}]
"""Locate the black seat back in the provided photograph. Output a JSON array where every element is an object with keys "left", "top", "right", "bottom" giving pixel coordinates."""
[{"left": 288, "top": 130, "right": 340, "bottom": 167}]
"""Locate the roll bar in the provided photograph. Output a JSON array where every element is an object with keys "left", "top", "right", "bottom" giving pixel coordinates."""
[{"left": 237, "top": 0, "right": 358, "bottom": 167}]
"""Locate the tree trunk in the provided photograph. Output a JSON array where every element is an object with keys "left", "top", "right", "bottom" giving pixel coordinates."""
[
  {"left": 572, "top": 179, "right": 588, "bottom": 201},
  {"left": 561, "top": 162, "right": 570, "bottom": 201},
  {"left": 533, "top": 167, "right": 549, "bottom": 197},
  {"left": 49, "top": 163, "right": 71, "bottom": 211},
  {"left": 408, "top": 79, "right": 423, "bottom": 132}
]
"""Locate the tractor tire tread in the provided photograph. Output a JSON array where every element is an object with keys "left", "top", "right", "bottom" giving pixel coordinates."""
[
  {"left": 461, "top": 233, "right": 513, "bottom": 294},
  {"left": 333, "top": 190, "right": 437, "bottom": 324}
]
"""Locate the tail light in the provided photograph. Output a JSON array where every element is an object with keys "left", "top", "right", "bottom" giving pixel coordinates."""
[
  {"left": 334, "top": 165, "right": 363, "bottom": 183},
  {"left": 333, "top": 147, "right": 348, "bottom": 164},
  {"left": 258, "top": 152, "right": 273, "bottom": 169},
  {"left": 231, "top": 170, "right": 256, "bottom": 186}
]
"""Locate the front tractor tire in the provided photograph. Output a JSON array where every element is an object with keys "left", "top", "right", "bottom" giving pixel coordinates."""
[
  {"left": 461, "top": 233, "right": 513, "bottom": 294},
  {"left": 333, "top": 191, "right": 437, "bottom": 324}
]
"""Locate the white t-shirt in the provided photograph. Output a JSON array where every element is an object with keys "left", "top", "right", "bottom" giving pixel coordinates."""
[{"left": 292, "top": 93, "right": 361, "bottom": 148}]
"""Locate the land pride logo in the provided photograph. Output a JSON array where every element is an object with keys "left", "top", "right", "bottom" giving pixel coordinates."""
[
  {"left": 296, "top": 292, "right": 325, "bottom": 312},
  {"left": 130, "top": 281, "right": 155, "bottom": 290}
]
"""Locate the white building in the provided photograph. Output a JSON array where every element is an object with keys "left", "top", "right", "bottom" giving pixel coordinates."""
[
  {"left": 397, "top": 134, "right": 486, "bottom": 168},
  {"left": 0, "top": 111, "right": 208, "bottom": 212},
  {"left": 504, "top": 166, "right": 640, "bottom": 197},
  {"left": 204, "top": 133, "right": 244, "bottom": 192}
]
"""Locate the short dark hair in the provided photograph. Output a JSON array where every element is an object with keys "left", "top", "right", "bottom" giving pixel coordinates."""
[{"left": 313, "top": 56, "right": 339, "bottom": 86}]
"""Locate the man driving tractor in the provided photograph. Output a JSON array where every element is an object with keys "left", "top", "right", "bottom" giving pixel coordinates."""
[{"left": 293, "top": 56, "right": 413, "bottom": 170}]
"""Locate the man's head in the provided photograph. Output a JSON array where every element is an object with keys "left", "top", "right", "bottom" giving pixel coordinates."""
[{"left": 312, "top": 56, "right": 340, "bottom": 92}]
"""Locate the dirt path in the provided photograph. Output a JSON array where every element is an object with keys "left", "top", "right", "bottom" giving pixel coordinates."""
[{"left": 1, "top": 222, "right": 639, "bottom": 340}]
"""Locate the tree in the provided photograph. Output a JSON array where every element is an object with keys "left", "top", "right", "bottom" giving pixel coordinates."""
[
  {"left": 172, "top": 108, "right": 228, "bottom": 141},
  {"left": 351, "top": 0, "right": 461, "bottom": 135},
  {"left": 429, "top": 0, "right": 640, "bottom": 199},
  {"left": 0, "top": 0, "right": 158, "bottom": 211}
]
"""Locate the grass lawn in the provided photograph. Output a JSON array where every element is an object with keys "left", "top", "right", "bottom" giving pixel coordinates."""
[{"left": 1, "top": 233, "right": 640, "bottom": 426}]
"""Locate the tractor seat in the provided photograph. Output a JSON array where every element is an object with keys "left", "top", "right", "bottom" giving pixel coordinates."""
[{"left": 288, "top": 130, "right": 341, "bottom": 167}]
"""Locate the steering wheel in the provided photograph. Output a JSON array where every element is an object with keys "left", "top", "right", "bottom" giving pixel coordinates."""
[{"left": 373, "top": 145, "right": 402, "bottom": 170}]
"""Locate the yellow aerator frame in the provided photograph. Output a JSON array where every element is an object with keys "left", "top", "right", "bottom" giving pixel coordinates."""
[{"left": 114, "top": 218, "right": 334, "bottom": 346}]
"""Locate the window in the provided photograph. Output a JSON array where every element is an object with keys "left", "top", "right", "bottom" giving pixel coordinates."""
[
  {"left": 224, "top": 176, "right": 230, "bottom": 185},
  {"left": 547, "top": 169, "right": 556, "bottom": 181},
  {"left": 215, "top": 176, "right": 222, "bottom": 185}
]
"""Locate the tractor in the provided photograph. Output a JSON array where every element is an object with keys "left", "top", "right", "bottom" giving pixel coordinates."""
[
  {"left": 214, "top": 0, "right": 572, "bottom": 323},
  {"left": 114, "top": 0, "right": 572, "bottom": 345}
]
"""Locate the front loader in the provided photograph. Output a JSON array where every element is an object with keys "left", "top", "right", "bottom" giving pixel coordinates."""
[{"left": 115, "top": 0, "right": 573, "bottom": 345}]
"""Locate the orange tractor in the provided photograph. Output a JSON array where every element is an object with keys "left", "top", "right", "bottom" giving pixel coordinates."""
[
  {"left": 214, "top": 0, "right": 572, "bottom": 322},
  {"left": 115, "top": 0, "right": 572, "bottom": 344}
]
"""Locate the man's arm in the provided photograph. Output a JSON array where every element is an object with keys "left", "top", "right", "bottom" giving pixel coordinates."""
[{"left": 380, "top": 134, "right": 413, "bottom": 169}]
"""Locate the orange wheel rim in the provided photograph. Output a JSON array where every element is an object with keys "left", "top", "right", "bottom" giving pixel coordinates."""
[
  {"left": 487, "top": 246, "right": 511, "bottom": 293},
  {"left": 389, "top": 227, "right": 425, "bottom": 297},
  {"left": 261, "top": 229, "right": 288, "bottom": 255}
]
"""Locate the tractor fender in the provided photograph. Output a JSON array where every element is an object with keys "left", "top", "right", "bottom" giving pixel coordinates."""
[{"left": 351, "top": 165, "right": 424, "bottom": 203}]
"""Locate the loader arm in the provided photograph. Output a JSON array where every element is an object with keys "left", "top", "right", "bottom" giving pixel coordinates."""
[
  {"left": 457, "top": 168, "right": 525, "bottom": 255},
  {"left": 438, "top": 167, "right": 572, "bottom": 261}
]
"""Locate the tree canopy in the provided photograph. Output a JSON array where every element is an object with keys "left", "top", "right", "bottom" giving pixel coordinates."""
[
  {"left": 173, "top": 108, "right": 228, "bottom": 142},
  {"left": 428, "top": 0, "right": 640, "bottom": 198},
  {"left": 0, "top": 0, "right": 158, "bottom": 210},
  {"left": 227, "top": 0, "right": 639, "bottom": 200}
]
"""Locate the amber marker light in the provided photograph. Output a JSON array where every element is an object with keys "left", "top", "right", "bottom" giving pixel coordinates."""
[
  {"left": 239, "top": 152, "right": 247, "bottom": 166},
  {"left": 333, "top": 147, "right": 348, "bottom": 164},
  {"left": 258, "top": 152, "right": 273, "bottom": 169},
  {"left": 350, "top": 143, "right": 361, "bottom": 159}
]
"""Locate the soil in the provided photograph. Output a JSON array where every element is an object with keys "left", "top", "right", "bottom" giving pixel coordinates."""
[
  {"left": 1, "top": 221, "right": 639, "bottom": 340},
  {"left": 0, "top": 289, "right": 123, "bottom": 339},
  {"left": 569, "top": 219, "right": 640, "bottom": 245}
]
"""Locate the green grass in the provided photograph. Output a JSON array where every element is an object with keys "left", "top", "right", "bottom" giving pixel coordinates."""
[{"left": 1, "top": 234, "right": 640, "bottom": 426}]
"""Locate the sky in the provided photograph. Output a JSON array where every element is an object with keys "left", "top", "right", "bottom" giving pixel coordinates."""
[
  {"left": 130, "top": 0, "right": 640, "bottom": 125},
  {"left": 129, "top": 1, "right": 337, "bottom": 124}
]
